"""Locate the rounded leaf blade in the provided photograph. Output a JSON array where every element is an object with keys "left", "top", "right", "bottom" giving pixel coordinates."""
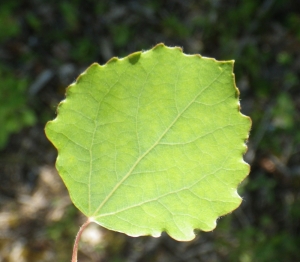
[{"left": 45, "top": 44, "right": 251, "bottom": 241}]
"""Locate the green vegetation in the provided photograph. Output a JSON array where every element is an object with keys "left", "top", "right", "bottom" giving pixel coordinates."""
[
  {"left": 45, "top": 44, "right": 250, "bottom": 247},
  {"left": 1, "top": 0, "right": 299, "bottom": 261},
  {"left": 0, "top": 67, "right": 36, "bottom": 149}
]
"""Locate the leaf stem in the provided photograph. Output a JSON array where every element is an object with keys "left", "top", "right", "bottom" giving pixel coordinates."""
[{"left": 72, "top": 218, "right": 92, "bottom": 262}]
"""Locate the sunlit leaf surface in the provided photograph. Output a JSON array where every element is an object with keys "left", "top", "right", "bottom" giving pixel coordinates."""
[{"left": 45, "top": 44, "right": 251, "bottom": 241}]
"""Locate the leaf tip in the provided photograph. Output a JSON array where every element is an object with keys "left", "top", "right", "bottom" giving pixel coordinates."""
[
  {"left": 85, "top": 62, "right": 101, "bottom": 72},
  {"left": 106, "top": 57, "right": 119, "bottom": 64},
  {"left": 174, "top": 46, "right": 183, "bottom": 53},
  {"left": 152, "top": 43, "right": 165, "bottom": 50},
  {"left": 75, "top": 63, "right": 100, "bottom": 84}
]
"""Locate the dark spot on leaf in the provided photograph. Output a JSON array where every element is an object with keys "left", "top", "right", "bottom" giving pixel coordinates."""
[{"left": 128, "top": 52, "right": 141, "bottom": 65}]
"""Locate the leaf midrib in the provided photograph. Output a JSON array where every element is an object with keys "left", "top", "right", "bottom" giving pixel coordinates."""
[{"left": 90, "top": 67, "right": 225, "bottom": 217}]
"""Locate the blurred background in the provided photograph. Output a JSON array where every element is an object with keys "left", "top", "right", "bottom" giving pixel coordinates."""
[{"left": 0, "top": 0, "right": 299, "bottom": 261}]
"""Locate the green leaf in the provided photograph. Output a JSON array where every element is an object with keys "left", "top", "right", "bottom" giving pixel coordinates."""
[{"left": 45, "top": 43, "right": 251, "bottom": 241}]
